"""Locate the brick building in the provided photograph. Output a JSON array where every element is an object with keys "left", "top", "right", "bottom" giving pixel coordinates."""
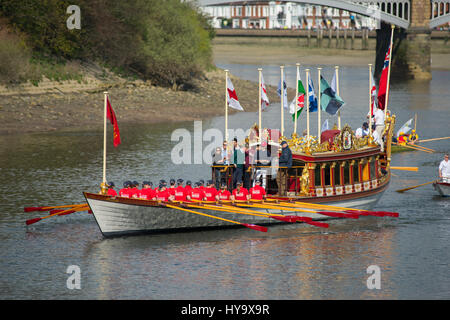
[{"left": 200, "top": 1, "right": 378, "bottom": 30}]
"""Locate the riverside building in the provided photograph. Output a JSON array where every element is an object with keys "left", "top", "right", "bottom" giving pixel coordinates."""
[{"left": 199, "top": 1, "right": 378, "bottom": 30}]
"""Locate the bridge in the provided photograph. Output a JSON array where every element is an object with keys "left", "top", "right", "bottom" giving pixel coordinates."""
[{"left": 197, "top": 0, "right": 450, "bottom": 79}]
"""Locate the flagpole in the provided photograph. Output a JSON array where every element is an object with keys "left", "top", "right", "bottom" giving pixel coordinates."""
[
  {"left": 102, "top": 91, "right": 108, "bottom": 188},
  {"left": 368, "top": 63, "right": 373, "bottom": 138},
  {"left": 335, "top": 66, "right": 340, "bottom": 130},
  {"left": 385, "top": 24, "right": 394, "bottom": 117},
  {"left": 317, "top": 67, "right": 322, "bottom": 144},
  {"left": 280, "top": 65, "right": 285, "bottom": 137},
  {"left": 305, "top": 69, "right": 310, "bottom": 148},
  {"left": 414, "top": 113, "right": 417, "bottom": 132},
  {"left": 294, "top": 63, "right": 300, "bottom": 136},
  {"left": 258, "top": 68, "right": 262, "bottom": 144},
  {"left": 225, "top": 69, "right": 229, "bottom": 143}
]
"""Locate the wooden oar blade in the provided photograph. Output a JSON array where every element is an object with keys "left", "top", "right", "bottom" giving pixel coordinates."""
[
  {"left": 241, "top": 223, "right": 268, "bottom": 232},
  {"left": 318, "top": 211, "right": 359, "bottom": 219},
  {"left": 270, "top": 215, "right": 297, "bottom": 223},
  {"left": 26, "top": 217, "right": 42, "bottom": 225},
  {"left": 58, "top": 209, "right": 76, "bottom": 216},
  {"left": 306, "top": 221, "right": 329, "bottom": 228},
  {"left": 291, "top": 216, "right": 329, "bottom": 228},
  {"left": 24, "top": 207, "right": 40, "bottom": 212},
  {"left": 344, "top": 210, "right": 394, "bottom": 217},
  {"left": 49, "top": 209, "right": 64, "bottom": 215},
  {"left": 373, "top": 211, "right": 399, "bottom": 217}
]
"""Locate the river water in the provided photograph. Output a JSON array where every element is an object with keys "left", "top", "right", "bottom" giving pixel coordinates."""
[{"left": 0, "top": 63, "right": 449, "bottom": 300}]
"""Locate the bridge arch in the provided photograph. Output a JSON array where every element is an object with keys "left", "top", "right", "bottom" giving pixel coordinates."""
[
  {"left": 198, "top": 0, "right": 411, "bottom": 28},
  {"left": 430, "top": 0, "right": 450, "bottom": 28}
]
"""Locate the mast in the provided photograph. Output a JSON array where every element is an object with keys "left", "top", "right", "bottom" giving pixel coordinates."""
[
  {"left": 294, "top": 63, "right": 300, "bottom": 136},
  {"left": 385, "top": 24, "right": 394, "bottom": 117},
  {"left": 103, "top": 91, "right": 108, "bottom": 185},
  {"left": 369, "top": 63, "right": 373, "bottom": 138},
  {"left": 305, "top": 68, "right": 310, "bottom": 148},
  {"left": 258, "top": 68, "right": 262, "bottom": 144},
  {"left": 280, "top": 65, "right": 285, "bottom": 137},
  {"left": 317, "top": 67, "right": 322, "bottom": 143},
  {"left": 335, "top": 66, "right": 340, "bottom": 130},
  {"left": 225, "top": 69, "right": 229, "bottom": 143}
]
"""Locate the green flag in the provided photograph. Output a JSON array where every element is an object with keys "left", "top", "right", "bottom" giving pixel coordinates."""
[
  {"left": 290, "top": 71, "right": 306, "bottom": 121},
  {"left": 320, "top": 75, "right": 345, "bottom": 115}
]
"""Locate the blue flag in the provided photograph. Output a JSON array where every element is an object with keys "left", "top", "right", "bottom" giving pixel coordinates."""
[
  {"left": 277, "top": 79, "right": 288, "bottom": 109},
  {"left": 308, "top": 77, "right": 318, "bottom": 112}
]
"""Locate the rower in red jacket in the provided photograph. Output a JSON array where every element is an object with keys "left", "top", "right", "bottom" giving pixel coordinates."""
[
  {"left": 168, "top": 178, "right": 177, "bottom": 196},
  {"left": 119, "top": 181, "right": 131, "bottom": 198},
  {"left": 129, "top": 180, "right": 140, "bottom": 199},
  {"left": 156, "top": 183, "right": 172, "bottom": 202},
  {"left": 184, "top": 180, "right": 193, "bottom": 194},
  {"left": 217, "top": 183, "right": 231, "bottom": 201},
  {"left": 232, "top": 181, "right": 250, "bottom": 201},
  {"left": 107, "top": 182, "right": 117, "bottom": 196},
  {"left": 174, "top": 179, "right": 188, "bottom": 201},
  {"left": 188, "top": 182, "right": 205, "bottom": 201},
  {"left": 198, "top": 179, "right": 206, "bottom": 192},
  {"left": 203, "top": 180, "right": 218, "bottom": 201},
  {"left": 139, "top": 181, "right": 156, "bottom": 200},
  {"left": 249, "top": 179, "right": 266, "bottom": 200}
]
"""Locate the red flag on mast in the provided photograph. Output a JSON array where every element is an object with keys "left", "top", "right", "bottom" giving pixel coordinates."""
[
  {"left": 106, "top": 97, "right": 121, "bottom": 147},
  {"left": 377, "top": 45, "right": 390, "bottom": 110}
]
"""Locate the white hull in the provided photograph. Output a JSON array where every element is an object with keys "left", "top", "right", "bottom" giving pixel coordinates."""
[
  {"left": 433, "top": 182, "right": 450, "bottom": 197},
  {"left": 85, "top": 191, "right": 385, "bottom": 237}
]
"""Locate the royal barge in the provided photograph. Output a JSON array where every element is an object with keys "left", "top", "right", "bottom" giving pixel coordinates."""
[{"left": 85, "top": 114, "right": 396, "bottom": 237}]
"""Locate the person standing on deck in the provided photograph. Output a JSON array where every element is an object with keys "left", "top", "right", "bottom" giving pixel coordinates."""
[
  {"left": 243, "top": 143, "right": 251, "bottom": 190},
  {"left": 232, "top": 138, "right": 245, "bottom": 189},
  {"left": 372, "top": 124, "right": 381, "bottom": 146},
  {"left": 277, "top": 141, "right": 292, "bottom": 196},
  {"left": 372, "top": 107, "right": 385, "bottom": 151},
  {"left": 439, "top": 154, "right": 450, "bottom": 183},
  {"left": 254, "top": 142, "right": 271, "bottom": 189},
  {"left": 212, "top": 147, "right": 225, "bottom": 189}
]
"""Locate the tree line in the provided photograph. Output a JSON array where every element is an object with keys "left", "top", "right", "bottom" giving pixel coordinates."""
[{"left": 0, "top": 0, "right": 215, "bottom": 87}]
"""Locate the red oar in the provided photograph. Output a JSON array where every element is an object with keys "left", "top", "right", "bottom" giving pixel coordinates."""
[
  {"left": 24, "top": 203, "right": 87, "bottom": 212},
  {"left": 318, "top": 211, "right": 359, "bottom": 219},
  {"left": 283, "top": 215, "right": 329, "bottom": 228},
  {"left": 344, "top": 210, "right": 399, "bottom": 218},
  {"left": 269, "top": 215, "right": 299, "bottom": 223},
  {"left": 26, "top": 208, "right": 76, "bottom": 225}
]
